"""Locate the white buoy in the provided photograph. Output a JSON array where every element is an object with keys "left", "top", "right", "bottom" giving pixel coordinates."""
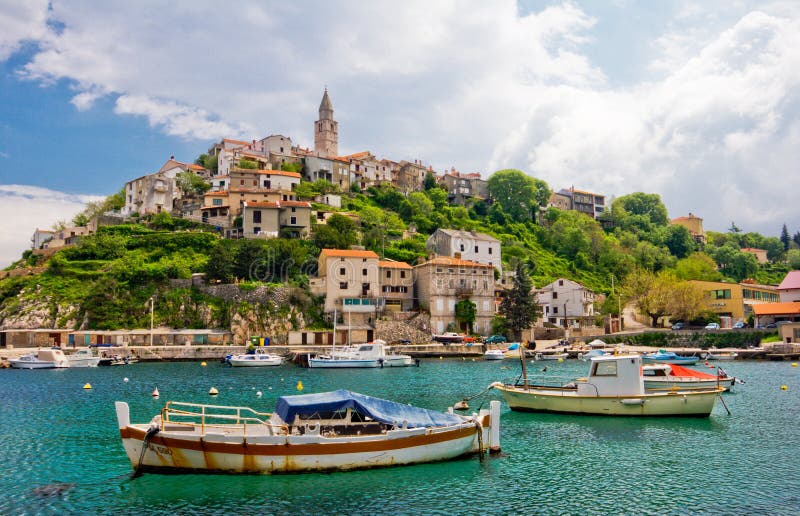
[
  {"left": 123, "top": 377, "right": 129, "bottom": 383},
  {"left": 256, "top": 391, "right": 262, "bottom": 397},
  {"left": 152, "top": 387, "right": 160, "bottom": 397},
  {"left": 209, "top": 387, "right": 219, "bottom": 395},
  {"left": 268, "top": 386, "right": 272, "bottom": 390}
]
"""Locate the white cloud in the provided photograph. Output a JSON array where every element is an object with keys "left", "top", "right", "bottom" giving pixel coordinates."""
[
  {"left": 0, "top": 0, "right": 49, "bottom": 60},
  {"left": 0, "top": 185, "right": 102, "bottom": 268},
  {"left": 2, "top": 0, "right": 800, "bottom": 234}
]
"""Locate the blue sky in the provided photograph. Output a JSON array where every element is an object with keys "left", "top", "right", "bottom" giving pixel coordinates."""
[{"left": 1, "top": 0, "right": 799, "bottom": 267}]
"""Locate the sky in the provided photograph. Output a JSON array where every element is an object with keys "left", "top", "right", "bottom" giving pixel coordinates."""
[{"left": 1, "top": 0, "right": 799, "bottom": 267}]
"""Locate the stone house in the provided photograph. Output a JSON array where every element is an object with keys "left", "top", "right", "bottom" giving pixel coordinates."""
[
  {"left": 379, "top": 260, "right": 414, "bottom": 311},
  {"left": 241, "top": 201, "right": 312, "bottom": 239},
  {"left": 396, "top": 160, "right": 428, "bottom": 192},
  {"left": 537, "top": 278, "right": 595, "bottom": 328},
  {"left": 414, "top": 256, "right": 496, "bottom": 335},
  {"left": 426, "top": 228, "right": 502, "bottom": 273},
  {"left": 31, "top": 229, "right": 55, "bottom": 249},
  {"left": 304, "top": 155, "right": 351, "bottom": 192},
  {"left": 310, "top": 249, "right": 384, "bottom": 326},
  {"left": 440, "top": 170, "right": 487, "bottom": 205},
  {"left": 670, "top": 213, "right": 706, "bottom": 244},
  {"left": 778, "top": 270, "right": 800, "bottom": 302}
]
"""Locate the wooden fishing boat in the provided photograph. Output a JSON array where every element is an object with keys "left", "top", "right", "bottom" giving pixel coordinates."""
[
  {"left": 308, "top": 341, "right": 416, "bottom": 368},
  {"left": 114, "top": 390, "right": 500, "bottom": 474},
  {"left": 66, "top": 348, "right": 101, "bottom": 368},
  {"left": 491, "top": 354, "right": 723, "bottom": 417}
]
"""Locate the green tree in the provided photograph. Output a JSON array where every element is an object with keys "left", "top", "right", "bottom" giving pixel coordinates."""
[
  {"left": 176, "top": 171, "right": 211, "bottom": 196},
  {"left": 611, "top": 192, "right": 669, "bottom": 234},
  {"left": 423, "top": 171, "right": 437, "bottom": 190},
  {"left": 233, "top": 240, "right": 266, "bottom": 280},
  {"left": 499, "top": 262, "right": 541, "bottom": 340},
  {"left": 195, "top": 153, "right": 218, "bottom": 173},
  {"left": 780, "top": 224, "right": 790, "bottom": 251},
  {"left": 238, "top": 159, "right": 258, "bottom": 169},
  {"left": 455, "top": 299, "right": 477, "bottom": 333},
  {"left": 312, "top": 214, "right": 358, "bottom": 250},
  {"left": 487, "top": 169, "right": 551, "bottom": 223},
  {"left": 673, "top": 253, "right": 723, "bottom": 281},
  {"left": 281, "top": 161, "right": 303, "bottom": 173},
  {"left": 663, "top": 224, "right": 697, "bottom": 259},
  {"left": 204, "top": 244, "right": 234, "bottom": 283}
]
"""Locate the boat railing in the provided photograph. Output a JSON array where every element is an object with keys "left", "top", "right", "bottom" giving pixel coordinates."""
[{"left": 161, "top": 401, "right": 288, "bottom": 435}]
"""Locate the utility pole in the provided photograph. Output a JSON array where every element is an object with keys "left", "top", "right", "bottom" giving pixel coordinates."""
[{"left": 149, "top": 296, "right": 154, "bottom": 347}]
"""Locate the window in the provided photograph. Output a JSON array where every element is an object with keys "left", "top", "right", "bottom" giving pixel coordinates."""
[
  {"left": 400, "top": 271, "right": 406, "bottom": 279},
  {"left": 240, "top": 180, "right": 244, "bottom": 185},
  {"left": 386, "top": 270, "right": 391, "bottom": 278},
  {"left": 553, "top": 292, "right": 558, "bottom": 300},
  {"left": 291, "top": 207, "right": 296, "bottom": 212},
  {"left": 253, "top": 227, "right": 260, "bottom": 234},
  {"left": 339, "top": 267, "right": 346, "bottom": 276},
  {"left": 559, "top": 280, "right": 564, "bottom": 286},
  {"left": 362, "top": 269, "right": 368, "bottom": 276},
  {"left": 290, "top": 217, "right": 297, "bottom": 225},
  {"left": 488, "top": 247, "right": 493, "bottom": 255},
  {"left": 475, "top": 245, "right": 479, "bottom": 253},
  {"left": 592, "top": 361, "right": 618, "bottom": 376},
  {"left": 339, "top": 282, "right": 348, "bottom": 289},
  {"left": 712, "top": 289, "right": 731, "bottom": 300},
  {"left": 460, "top": 244, "right": 465, "bottom": 252},
  {"left": 264, "top": 180, "right": 271, "bottom": 189},
  {"left": 253, "top": 211, "right": 261, "bottom": 223},
  {"left": 212, "top": 199, "right": 222, "bottom": 206},
  {"left": 553, "top": 307, "right": 558, "bottom": 314}
]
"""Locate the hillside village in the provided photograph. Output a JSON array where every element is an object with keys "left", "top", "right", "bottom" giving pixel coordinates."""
[{"left": 6, "top": 90, "right": 800, "bottom": 347}]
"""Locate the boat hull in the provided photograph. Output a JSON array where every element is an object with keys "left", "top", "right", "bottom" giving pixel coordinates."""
[
  {"left": 308, "top": 358, "right": 382, "bottom": 368},
  {"left": 229, "top": 358, "right": 283, "bottom": 367},
  {"left": 67, "top": 358, "right": 101, "bottom": 368},
  {"left": 9, "top": 360, "right": 62, "bottom": 369},
  {"left": 495, "top": 385, "right": 722, "bottom": 417},
  {"left": 642, "top": 357, "right": 699, "bottom": 365},
  {"left": 644, "top": 378, "right": 735, "bottom": 391}
]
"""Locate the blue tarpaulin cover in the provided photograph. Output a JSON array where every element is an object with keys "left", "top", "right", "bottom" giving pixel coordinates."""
[{"left": 275, "top": 389, "right": 464, "bottom": 428}]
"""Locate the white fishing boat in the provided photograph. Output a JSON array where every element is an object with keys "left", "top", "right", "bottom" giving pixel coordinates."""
[
  {"left": 535, "top": 352, "right": 569, "bottom": 361},
  {"left": 67, "top": 348, "right": 101, "bottom": 368},
  {"left": 702, "top": 351, "right": 738, "bottom": 361},
  {"left": 114, "top": 390, "right": 500, "bottom": 474},
  {"left": 483, "top": 349, "right": 506, "bottom": 360},
  {"left": 432, "top": 332, "right": 465, "bottom": 344},
  {"left": 229, "top": 348, "right": 283, "bottom": 367},
  {"left": 491, "top": 354, "right": 723, "bottom": 417},
  {"left": 9, "top": 348, "right": 70, "bottom": 369},
  {"left": 643, "top": 363, "right": 737, "bottom": 392},
  {"left": 309, "top": 340, "right": 417, "bottom": 368}
]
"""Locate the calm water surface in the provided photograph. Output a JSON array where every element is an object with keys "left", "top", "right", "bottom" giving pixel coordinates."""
[{"left": 1, "top": 358, "right": 799, "bottom": 515}]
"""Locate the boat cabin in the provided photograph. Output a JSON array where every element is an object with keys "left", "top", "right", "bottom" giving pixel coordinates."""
[{"left": 576, "top": 354, "right": 644, "bottom": 396}]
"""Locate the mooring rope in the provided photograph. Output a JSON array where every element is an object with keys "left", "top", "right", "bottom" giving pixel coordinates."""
[{"left": 131, "top": 426, "right": 160, "bottom": 479}]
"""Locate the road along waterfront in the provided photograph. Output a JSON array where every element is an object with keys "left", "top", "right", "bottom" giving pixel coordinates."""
[{"left": 1, "top": 358, "right": 798, "bottom": 514}]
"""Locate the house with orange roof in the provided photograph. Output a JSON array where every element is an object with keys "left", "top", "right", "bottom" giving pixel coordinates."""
[
  {"left": 426, "top": 228, "right": 502, "bottom": 273},
  {"left": 689, "top": 279, "right": 779, "bottom": 325},
  {"left": 311, "top": 249, "right": 385, "bottom": 326},
  {"left": 396, "top": 160, "right": 429, "bottom": 193},
  {"left": 379, "top": 260, "right": 414, "bottom": 311},
  {"left": 415, "top": 256, "right": 496, "bottom": 335},
  {"left": 241, "top": 200, "right": 311, "bottom": 240},
  {"left": 752, "top": 302, "right": 800, "bottom": 327}
]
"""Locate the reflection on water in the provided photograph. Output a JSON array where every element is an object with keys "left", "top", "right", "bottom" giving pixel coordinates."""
[{"left": 0, "top": 358, "right": 797, "bottom": 514}]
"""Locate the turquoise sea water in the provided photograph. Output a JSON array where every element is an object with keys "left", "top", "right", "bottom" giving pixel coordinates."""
[{"left": 1, "top": 358, "right": 799, "bottom": 515}]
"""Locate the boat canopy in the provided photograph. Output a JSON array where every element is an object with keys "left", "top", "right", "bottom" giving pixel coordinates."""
[{"left": 275, "top": 389, "right": 464, "bottom": 428}]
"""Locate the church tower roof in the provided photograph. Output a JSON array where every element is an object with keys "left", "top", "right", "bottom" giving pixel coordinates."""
[{"left": 319, "top": 89, "right": 333, "bottom": 118}]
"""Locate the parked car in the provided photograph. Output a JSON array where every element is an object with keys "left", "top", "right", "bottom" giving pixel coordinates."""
[
  {"left": 704, "top": 322, "right": 721, "bottom": 330},
  {"left": 671, "top": 322, "right": 686, "bottom": 331},
  {"left": 732, "top": 321, "right": 746, "bottom": 329},
  {"left": 765, "top": 322, "right": 777, "bottom": 329},
  {"left": 484, "top": 335, "right": 507, "bottom": 344}
]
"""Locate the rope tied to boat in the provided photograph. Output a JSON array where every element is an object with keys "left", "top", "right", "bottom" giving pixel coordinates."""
[
  {"left": 131, "top": 426, "right": 160, "bottom": 479},
  {"left": 474, "top": 419, "right": 485, "bottom": 461},
  {"left": 455, "top": 385, "right": 495, "bottom": 411}
]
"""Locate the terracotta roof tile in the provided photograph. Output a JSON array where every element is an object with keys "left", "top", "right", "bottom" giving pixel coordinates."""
[
  {"left": 320, "top": 249, "right": 379, "bottom": 259},
  {"left": 378, "top": 260, "right": 413, "bottom": 269},
  {"left": 752, "top": 302, "right": 800, "bottom": 316},
  {"left": 245, "top": 201, "right": 311, "bottom": 209},
  {"left": 415, "top": 256, "right": 493, "bottom": 269}
]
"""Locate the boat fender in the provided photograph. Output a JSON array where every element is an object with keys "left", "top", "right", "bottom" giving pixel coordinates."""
[
  {"left": 488, "top": 382, "right": 504, "bottom": 389},
  {"left": 620, "top": 398, "right": 645, "bottom": 406}
]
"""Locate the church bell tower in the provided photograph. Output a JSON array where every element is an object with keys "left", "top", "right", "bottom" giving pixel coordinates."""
[{"left": 314, "top": 88, "right": 338, "bottom": 157}]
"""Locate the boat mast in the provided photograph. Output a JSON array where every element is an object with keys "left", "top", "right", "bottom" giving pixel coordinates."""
[
  {"left": 333, "top": 309, "right": 337, "bottom": 348},
  {"left": 519, "top": 341, "right": 528, "bottom": 389}
]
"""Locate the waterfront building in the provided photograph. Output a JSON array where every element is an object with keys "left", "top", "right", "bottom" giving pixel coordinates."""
[
  {"left": 689, "top": 280, "right": 779, "bottom": 324},
  {"left": 753, "top": 303, "right": 800, "bottom": 327},
  {"left": 426, "top": 228, "right": 502, "bottom": 273},
  {"left": 379, "top": 260, "right": 414, "bottom": 312},
  {"left": 537, "top": 278, "right": 595, "bottom": 328},
  {"left": 414, "top": 256, "right": 495, "bottom": 335},
  {"left": 310, "top": 249, "right": 384, "bottom": 328}
]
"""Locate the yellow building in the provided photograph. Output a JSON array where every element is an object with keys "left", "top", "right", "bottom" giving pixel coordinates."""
[
  {"left": 689, "top": 280, "right": 780, "bottom": 322},
  {"left": 670, "top": 213, "right": 706, "bottom": 244}
]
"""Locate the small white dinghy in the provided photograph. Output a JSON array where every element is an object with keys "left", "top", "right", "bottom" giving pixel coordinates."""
[
  {"left": 228, "top": 348, "right": 283, "bottom": 367},
  {"left": 10, "top": 348, "right": 69, "bottom": 369}
]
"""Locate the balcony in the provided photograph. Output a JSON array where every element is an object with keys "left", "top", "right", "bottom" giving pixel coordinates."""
[
  {"left": 455, "top": 287, "right": 474, "bottom": 297},
  {"left": 340, "top": 297, "right": 385, "bottom": 313}
]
